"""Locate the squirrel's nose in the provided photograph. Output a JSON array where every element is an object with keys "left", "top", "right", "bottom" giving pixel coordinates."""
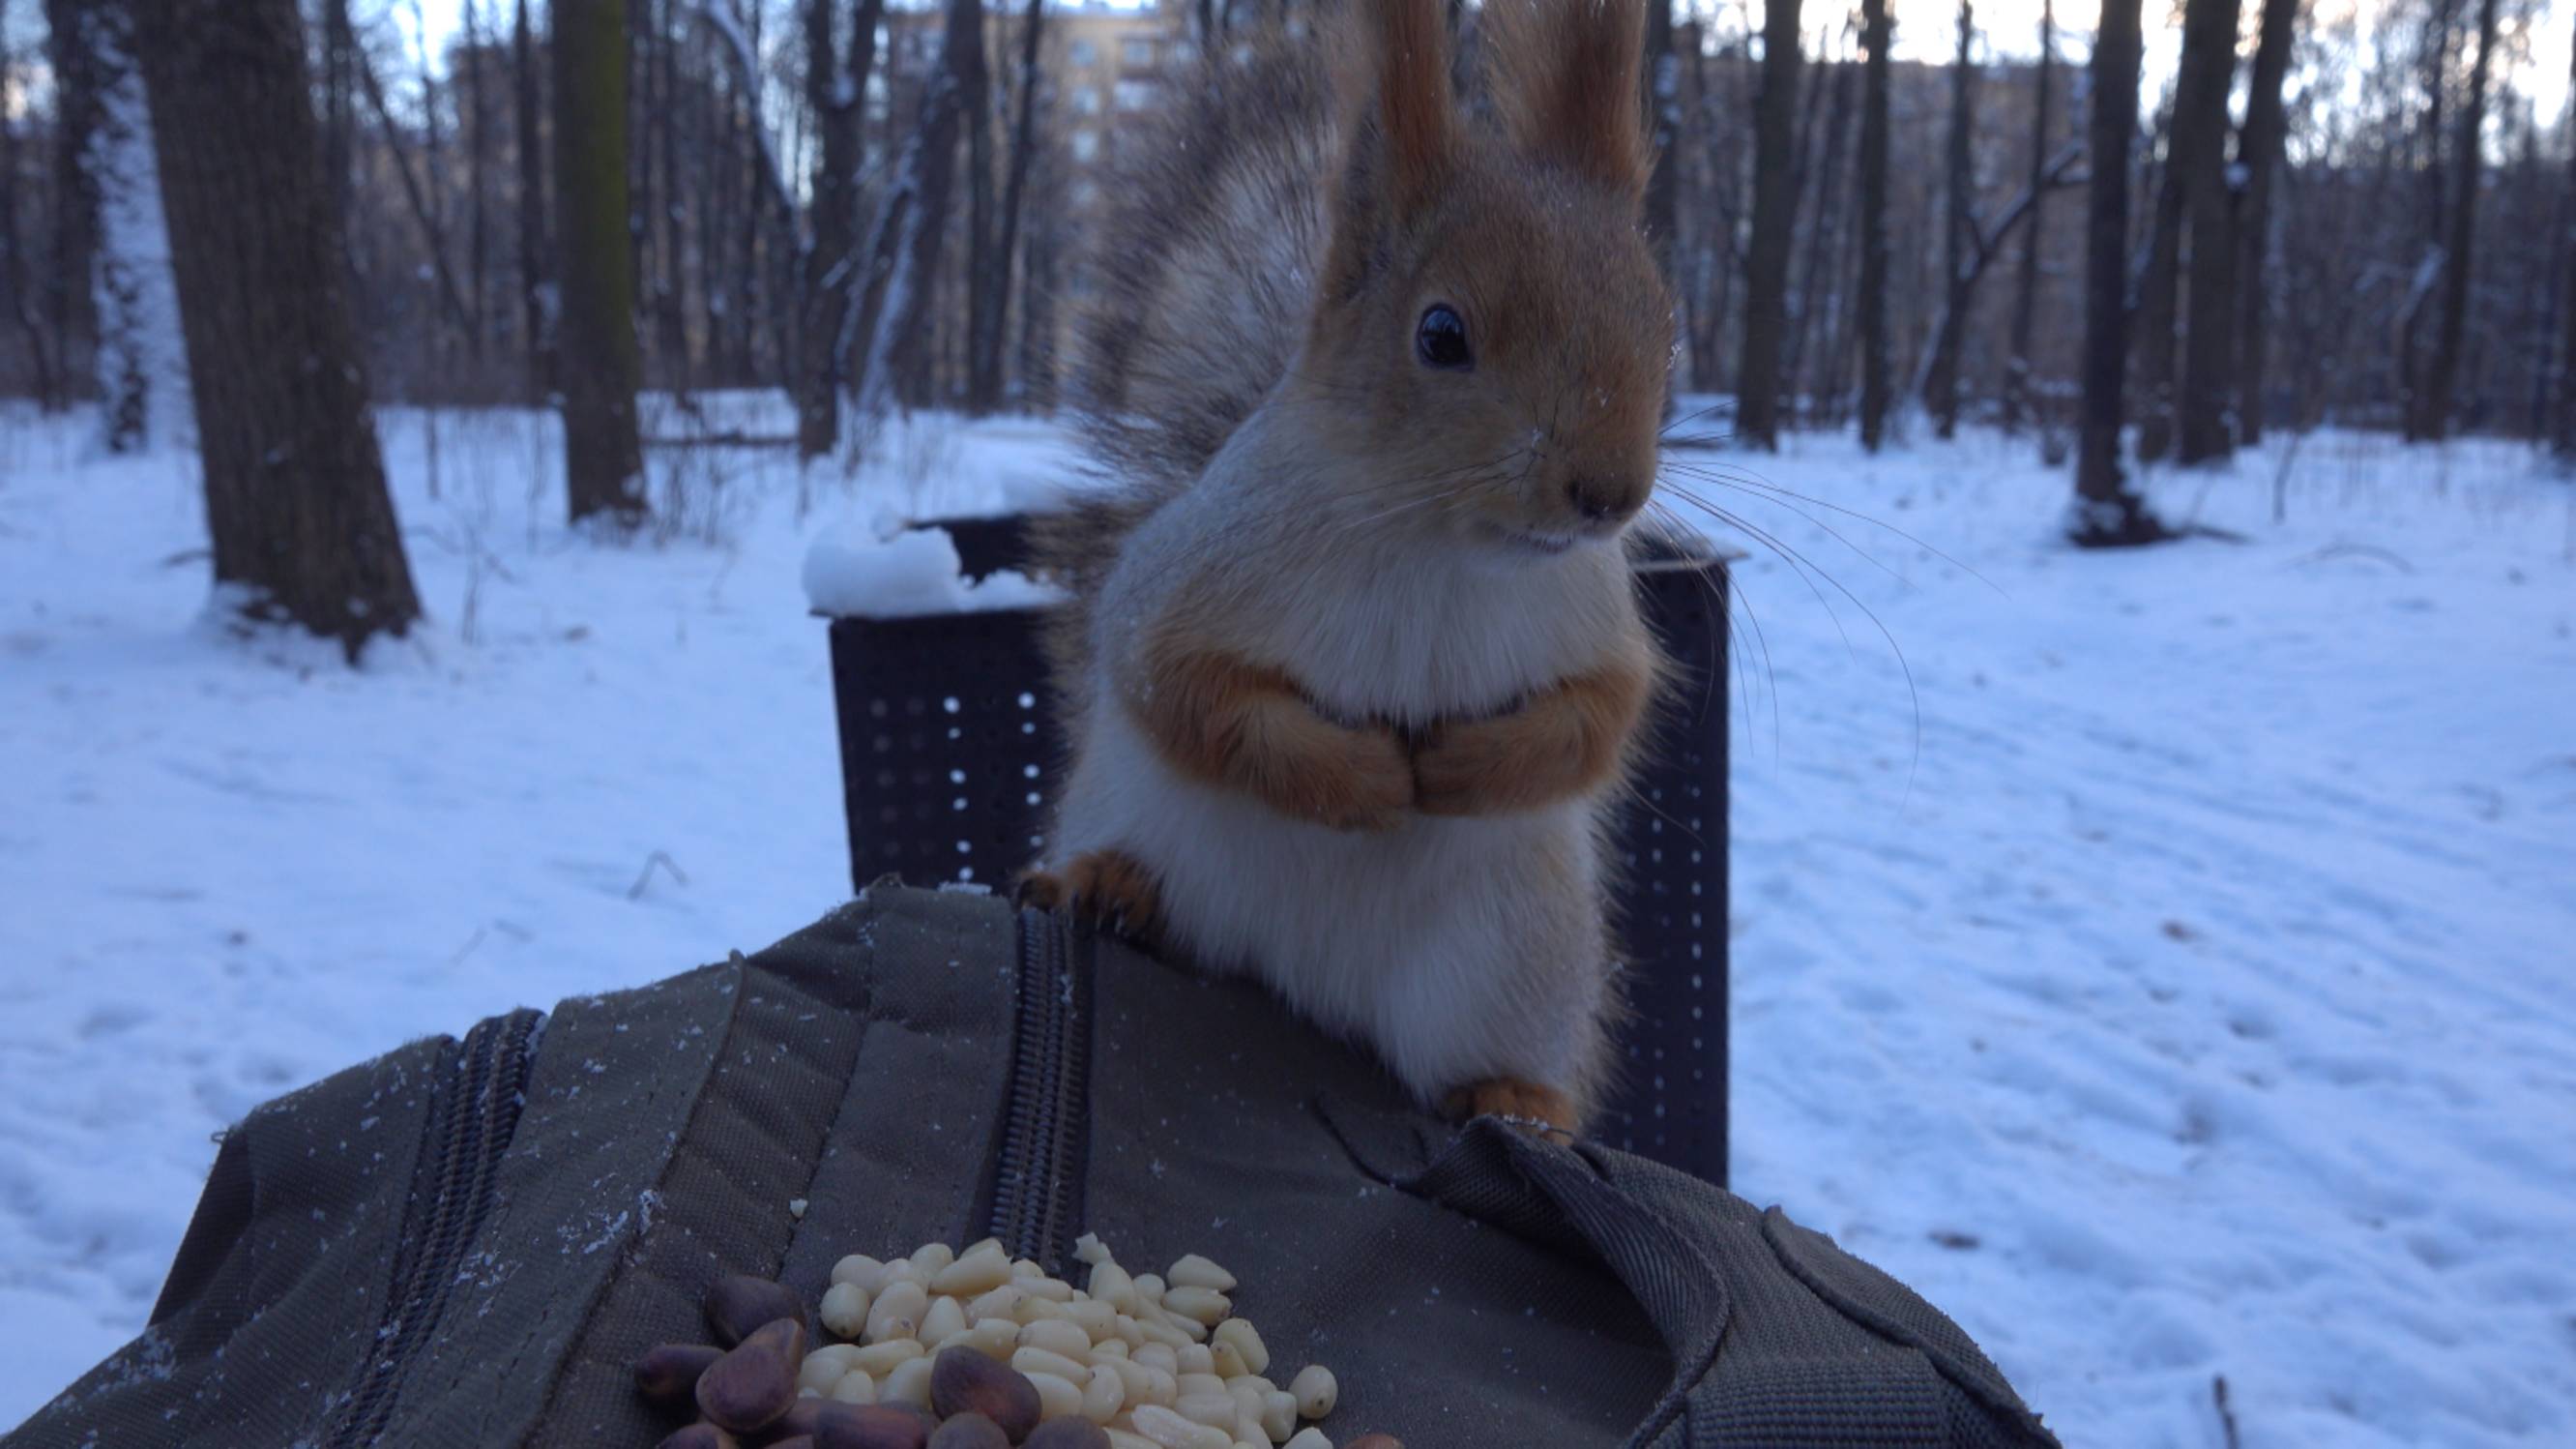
[{"left": 1567, "top": 475, "right": 1646, "bottom": 527}]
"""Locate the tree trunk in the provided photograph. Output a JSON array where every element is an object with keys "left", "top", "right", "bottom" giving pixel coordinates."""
[
  {"left": 1783, "top": 51, "right": 1855, "bottom": 419},
  {"left": 2557, "top": 15, "right": 2576, "bottom": 466},
  {"left": 2135, "top": 0, "right": 2236, "bottom": 463},
  {"left": 466, "top": 0, "right": 492, "bottom": 368},
  {"left": 1857, "top": 0, "right": 1892, "bottom": 452},
  {"left": 43, "top": 0, "right": 102, "bottom": 390},
  {"left": 2130, "top": 118, "right": 2183, "bottom": 459},
  {"left": 798, "top": 0, "right": 888, "bottom": 458},
  {"left": 1925, "top": 1, "right": 1977, "bottom": 438},
  {"left": 2233, "top": 0, "right": 2298, "bottom": 447},
  {"left": 959, "top": 0, "right": 999, "bottom": 415},
  {"left": 849, "top": 0, "right": 981, "bottom": 429},
  {"left": 2001, "top": 0, "right": 2053, "bottom": 436},
  {"left": 2417, "top": 0, "right": 2500, "bottom": 442},
  {"left": 1642, "top": 1, "right": 1680, "bottom": 289},
  {"left": 1, "top": 0, "right": 65, "bottom": 409},
  {"left": 2072, "top": 0, "right": 2164, "bottom": 545},
  {"left": 132, "top": 0, "right": 420, "bottom": 658},
  {"left": 2399, "top": 0, "right": 2455, "bottom": 440},
  {"left": 86, "top": 2, "right": 182, "bottom": 454},
  {"left": 971, "top": 0, "right": 1045, "bottom": 414},
  {"left": 513, "top": 0, "right": 552, "bottom": 399},
  {"left": 1733, "top": 0, "right": 1800, "bottom": 450},
  {"left": 552, "top": 0, "right": 646, "bottom": 525},
  {"left": 2174, "top": 0, "right": 2244, "bottom": 464}
]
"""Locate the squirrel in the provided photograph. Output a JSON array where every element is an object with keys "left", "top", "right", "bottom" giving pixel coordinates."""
[{"left": 1020, "top": 0, "right": 1675, "bottom": 1137}]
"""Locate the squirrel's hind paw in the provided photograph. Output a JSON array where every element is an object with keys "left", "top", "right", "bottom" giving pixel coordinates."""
[
  {"left": 1016, "top": 849, "right": 1166, "bottom": 948},
  {"left": 1445, "top": 1078, "right": 1580, "bottom": 1140}
]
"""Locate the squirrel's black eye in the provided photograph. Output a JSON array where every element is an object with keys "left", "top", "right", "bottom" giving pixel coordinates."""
[{"left": 1416, "top": 305, "right": 1473, "bottom": 371}]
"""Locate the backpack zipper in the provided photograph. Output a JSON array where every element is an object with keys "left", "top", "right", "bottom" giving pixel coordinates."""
[
  {"left": 325, "top": 1007, "right": 542, "bottom": 1447},
  {"left": 983, "top": 908, "right": 1094, "bottom": 1268}
]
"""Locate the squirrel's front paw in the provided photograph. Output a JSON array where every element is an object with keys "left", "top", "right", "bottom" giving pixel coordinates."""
[{"left": 1314, "top": 724, "right": 1416, "bottom": 832}]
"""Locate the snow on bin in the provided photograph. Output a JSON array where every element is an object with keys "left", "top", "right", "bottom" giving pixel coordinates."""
[{"left": 809, "top": 512, "right": 1734, "bottom": 1186}]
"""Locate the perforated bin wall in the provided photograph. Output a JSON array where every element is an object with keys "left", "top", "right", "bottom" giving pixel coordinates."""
[
  {"left": 825, "top": 517, "right": 1729, "bottom": 1186},
  {"left": 1595, "top": 546, "right": 1731, "bottom": 1185},
  {"left": 827, "top": 605, "right": 1058, "bottom": 893}
]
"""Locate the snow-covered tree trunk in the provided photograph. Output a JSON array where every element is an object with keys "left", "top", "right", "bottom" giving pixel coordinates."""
[
  {"left": 847, "top": 0, "right": 979, "bottom": 436},
  {"left": 84, "top": 1, "right": 187, "bottom": 455}
]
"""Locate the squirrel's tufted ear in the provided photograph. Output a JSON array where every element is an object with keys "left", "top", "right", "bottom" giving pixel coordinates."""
[
  {"left": 1482, "top": 0, "right": 1654, "bottom": 202},
  {"left": 1338, "top": 0, "right": 1456, "bottom": 219}
]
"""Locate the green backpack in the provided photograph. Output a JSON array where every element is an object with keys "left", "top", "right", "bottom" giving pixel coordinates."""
[{"left": 6, "top": 887, "right": 2055, "bottom": 1448}]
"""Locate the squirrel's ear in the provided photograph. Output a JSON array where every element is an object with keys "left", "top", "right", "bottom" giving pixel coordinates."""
[
  {"left": 1338, "top": 0, "right": 1456, "bottom": 218},
  {"left": 1482, "top": 0, "right": 1654, "bottom": 201}
]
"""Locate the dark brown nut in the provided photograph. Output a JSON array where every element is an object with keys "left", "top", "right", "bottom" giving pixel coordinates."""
[
  {"left": 929, "top": 1345, "right": 1041, "bottom": 1441},
  {"left": 926, "top": 1411, "right": 1011, "bottom": 1449},
  {"left": 762, "top": 1400, "right": 829, "bottom": 1440},
  {"left": 658, "top": 1425, "right": 742, "bottom": 1449},
  {"left": 1021, "top": 1421, "right": 1111, "bottom": 1449},
  {"left": 708, "top": 1274, "right": 812, "bottom": 1346},
  {"left": 637, "top": 1343, "right": 727, "bottom": 1410},
  {"left": 1342, "top": 1436, "right": 1405, "bottom": 1449},
  {"left": 812, "top": 1403, "right": 934, "bottom": 1449},
  {"left": 696, "top": 1318, "right": 806, "bottom": 1433}
]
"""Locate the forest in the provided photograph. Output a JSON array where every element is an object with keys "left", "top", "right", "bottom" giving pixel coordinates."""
[{"left": 0, "top": 0, "right": 2571, "bottom": 644}]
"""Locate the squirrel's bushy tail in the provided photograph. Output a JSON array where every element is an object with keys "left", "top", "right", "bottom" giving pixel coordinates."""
[{"left": 1033, "top": 25, "right": 1341, "bottom": 700}]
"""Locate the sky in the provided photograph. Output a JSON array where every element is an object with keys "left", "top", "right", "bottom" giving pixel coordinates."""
[{"left": 397, "top": 0, "right": 2572, "bottom": 129}]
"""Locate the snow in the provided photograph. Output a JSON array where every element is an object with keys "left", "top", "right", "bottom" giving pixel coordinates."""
[
  {"left": 801, "top": 522, "right": 1064, "bottom": 618},
  {"left": 3, "top": 399, "right": 2573, "bottom": 1445}
]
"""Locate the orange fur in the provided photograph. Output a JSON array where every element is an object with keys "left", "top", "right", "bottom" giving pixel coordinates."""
[
  {"left": 1412, "top": 650, "right": 1654, "bottom": 817},
  {"left": 1132, "top": 635, "right": 1415, "bottom": 832}
]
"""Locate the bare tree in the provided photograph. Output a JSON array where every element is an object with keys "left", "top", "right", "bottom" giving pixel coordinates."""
[
  {"left": 1857, "top": 0, "right": 1891, "bottom": 452},
  {"left": 552, "top": 0, "right": 646, "bottom": 524},
  {"left": 2071, "top": 0, "right": 2167, "bottom": 546},
  {"left": 2234, "top": 0, "right": 2299, "bottom": 447},
  {"left": 1, "top": 0, "right": 63, "bottom": 409},
  {"left": 970, "top": 0, "right": 1047, "bottom": 415},
  {"left": 1923, "top": 0, "right": 1977, "bottom": 438},
  {"left": 464, "top": 0, "right": 493, "bottom": 362},
  {"left": 2397, "top": 0, "right": 2456, "bottom": 440},
  {"left": 799, "top": 0, "right": 890, "bottom": 458},
  {"left": 849, "top": 0, "right": 981, "bottom": 429},
  {"left": 83, "top": 0, "right": 183, "bottom": 454},
  {"left": 513, "top": 0, "right": 551, "bottom": 399},
  {"left": 2175, "top": 0, "right": 2245, "bottom": 464},
  {"left": 42, "top": 0, "right": 102, "bottom": 392},
  {"left": 2415, "top": 0, "right": 2501, "bottom": 442},
  {"left": 132, "top": 0, "right": 421, "bottom": 658},
  {"left": 1642, "top": 1, "right": 1680, "bottom": 287},
  {"left": 1735, "top": 0, "right": 1800, "bottom": 449},
  {"left": 2000, "top": 0, "right": 2054, "bottom": 437},
  {"left": 2558, "top": 15, "right": 2576, "bottom": 467}
]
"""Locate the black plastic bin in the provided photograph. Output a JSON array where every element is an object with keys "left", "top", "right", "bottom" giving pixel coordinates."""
[{"left": 823, "top": 514, "right": 1731, "bottom": 1184}]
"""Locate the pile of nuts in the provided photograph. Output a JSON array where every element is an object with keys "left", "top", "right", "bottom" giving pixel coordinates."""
[{"left": 634, "top": 1234, "right": 1398, "bottom": 1449}]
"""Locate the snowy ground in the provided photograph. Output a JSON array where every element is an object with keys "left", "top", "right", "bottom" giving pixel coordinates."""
[{"left": 2, "top": 399, "right": 2571, "bottom": 1444}]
